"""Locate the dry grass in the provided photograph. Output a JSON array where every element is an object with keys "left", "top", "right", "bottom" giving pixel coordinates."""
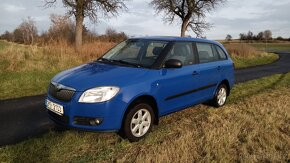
[
  {"left": 130, "top": 88, "right": 290, "bottom": 162},
  {"left": 225, "top": 43, "right": 259, "bottom": 58},
  {"left": 0, "top": 40, "right": 115, "bottom": 72},
  {"left": 0, "top": 40, "right": 115, "bottom": 99},
  {"left": 224, "top": 43, "right": 279, "bottom": 68},
  {"left": 224, "top": 43, "right": 276, "bottom": 59}
]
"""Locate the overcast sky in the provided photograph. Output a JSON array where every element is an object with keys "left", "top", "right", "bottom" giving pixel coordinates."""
[{"left": 0, "top": 0, "right": 289, "bottom": 39}]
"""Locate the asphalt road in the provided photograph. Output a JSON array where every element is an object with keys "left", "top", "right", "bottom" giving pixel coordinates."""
[{"left": 0, "top": 52, "right": 289, "bottom": 146}]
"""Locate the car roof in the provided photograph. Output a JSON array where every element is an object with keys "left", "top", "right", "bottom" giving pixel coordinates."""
[{"left": 130, "top": 36, "right": 221, "bottom": 45}]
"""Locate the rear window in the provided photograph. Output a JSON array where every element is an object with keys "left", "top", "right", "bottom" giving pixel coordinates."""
[
  {"left": 196, "top": 43, "right": 219, "bottom": 63},
  {"left": 215, "top": 45, "right": 227, "bottom": 60}
]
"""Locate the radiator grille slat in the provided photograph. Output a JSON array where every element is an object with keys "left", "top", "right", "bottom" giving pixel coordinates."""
[{"left": 48, "top": 83, "right": 75, "bottom": 102}]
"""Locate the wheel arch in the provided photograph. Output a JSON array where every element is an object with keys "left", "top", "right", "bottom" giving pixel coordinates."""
[
  {"left": 122, "top": 95, "right": 159, "bottom": 127},
  {"left": 219, "top": 79, "right": 231, "bottom": 95}
]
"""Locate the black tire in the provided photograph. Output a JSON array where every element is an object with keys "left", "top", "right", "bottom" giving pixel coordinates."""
[
  {"left": 119, "top": 103, "right": 154, "bottom": 142},
  {"left": 211, "top": 84, "right": 228, "bottom": 108}
]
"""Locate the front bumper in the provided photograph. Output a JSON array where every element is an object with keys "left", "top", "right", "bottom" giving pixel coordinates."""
[{"left": 45, "top": 92, "right": 127, "bottom": 131}]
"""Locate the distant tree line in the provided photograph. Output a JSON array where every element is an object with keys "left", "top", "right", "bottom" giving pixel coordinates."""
[
  {"left": 0, "top": 15, "right": 128, "bottom": 45},
  {"left": 239, "top": 30, "right": 273, "bottom": 42},
  {"left": 225, "top": 30, "right": 290, "bottom": 42}
]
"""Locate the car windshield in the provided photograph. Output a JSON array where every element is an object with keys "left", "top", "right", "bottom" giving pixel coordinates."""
[{"left": 99, "top": 39, "right": 169, "bottom": 68}]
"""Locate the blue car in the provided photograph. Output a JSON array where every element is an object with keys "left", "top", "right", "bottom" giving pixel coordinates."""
[{"left": 45, "top": 36, "right": 235, "bottom": 141}]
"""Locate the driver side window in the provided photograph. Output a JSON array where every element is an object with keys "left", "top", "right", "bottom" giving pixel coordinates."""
[{"left": 166, "top": 42, "right": 195, "bottom": 66}]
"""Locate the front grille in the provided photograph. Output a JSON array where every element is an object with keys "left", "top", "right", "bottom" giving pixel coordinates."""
[
  {"left": 48, "top": 83, "right": 75, "bottom": 102},
  {"left": 74, "top": 117, "right": 92, "bottom": 126},
  {"left": 48, "top": 110, "right": 69, "bottom": 125}
]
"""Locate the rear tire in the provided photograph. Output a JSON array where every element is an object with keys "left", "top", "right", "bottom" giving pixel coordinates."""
[
  {"left": 119, "top": 103, "right": 154, "bottom": 142},
  {"left": 211, "top": 84, "right": 228, "bottom": 108}
]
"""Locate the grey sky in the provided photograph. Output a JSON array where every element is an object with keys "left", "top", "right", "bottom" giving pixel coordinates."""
[{"left": 0, "top": 0, "right": 289, "bottom": 39}]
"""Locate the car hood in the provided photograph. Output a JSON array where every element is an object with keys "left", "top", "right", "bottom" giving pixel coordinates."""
[{"left": 52, "top": 62, "right": 149, "bottom": 91}]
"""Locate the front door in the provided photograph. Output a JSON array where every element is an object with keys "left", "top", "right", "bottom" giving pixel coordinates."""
[{"left": 157, "top": 42, "right": 201, "bottom": 115}]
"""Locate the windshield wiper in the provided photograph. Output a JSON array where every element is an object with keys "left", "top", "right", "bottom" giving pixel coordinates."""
[
  {"left": 98, "top": 58, "right": 144, "bottom": 68},
  {"left": 111, "top": 59, "right": 143, "bottom": 68},
  {"left": 98, "top": 58, "right": 112, "bottom": 63}
]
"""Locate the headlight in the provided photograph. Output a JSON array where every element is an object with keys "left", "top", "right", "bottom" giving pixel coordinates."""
[{"left": 78, "top": 86, "right": 120, "bottom": 103}]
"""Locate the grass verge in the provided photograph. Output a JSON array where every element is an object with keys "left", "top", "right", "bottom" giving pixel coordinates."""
[
  {"left": 0, "top": 73, "right": 289, "bottom": 162},
  {"left": 224, "top": 43, "right": 279, "bottom": 69},
  {"left": 231, "top": 52, "right": 278, "bottom": 69},
  {"left": 250, "top": 43, "right": 290, "bottom": 52}
]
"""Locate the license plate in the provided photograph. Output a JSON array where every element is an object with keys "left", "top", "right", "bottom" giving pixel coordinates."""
[{"left": 46, "top": 99, "right": 64, "bottom": 116}]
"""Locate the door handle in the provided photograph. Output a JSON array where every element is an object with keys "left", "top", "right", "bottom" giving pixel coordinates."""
[{"left": 192, "top": 71, "right": 199, "bottom": 76}]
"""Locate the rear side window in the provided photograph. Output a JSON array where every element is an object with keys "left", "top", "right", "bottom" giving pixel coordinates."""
[
  {"left": 196, "top": 43, "right": 219, "bottom": 63},
  {"left": 215, "top": 45, "right": 227, "bottom": 60}
]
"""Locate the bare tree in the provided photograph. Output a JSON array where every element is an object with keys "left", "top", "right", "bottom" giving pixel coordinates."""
[
  {"left": 239, "top": 33, "right": 246, "bottom": 42},
  {"left": 13, "top": 17, "right": 38, "bottom": 44},
  {"left": 256, "top": 32, "right": 264, "bottom": 40},
  {"left": 45, "top": 0, "right": 127, "bottom": 52},
  {"left": 150, "top": 0, "right": 226, "bottom": 37},
  {"left": 264, "top": 30, "right": 272, "bottom": 50},
  {"left": 225, "top": 34, "right": 232, "bottom": 42},
  {"left": 264, "top": 30, "right": 272, "bottom": 41},
  {"left": 247, "top": 30, "right": 253, "bottom": 41},
  {"left": 0, "top": 31, "right": 14, "bottom": 41},
  {"left": 47, "top": 14, "right": 75, "bottom": 43}
]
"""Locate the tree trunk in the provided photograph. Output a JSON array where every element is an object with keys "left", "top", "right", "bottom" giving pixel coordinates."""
[
  {"left": 180, "top": 22, "right": 186, "bottom": 37},
  {"left": 30, "top": 32, "right": 34, "bottom": 45},
  {"left": 180, "top": 19, "right": 189, "bottom": 37},
  {"left": 75, "top": 15, "right": 84, "bottom": 52}
]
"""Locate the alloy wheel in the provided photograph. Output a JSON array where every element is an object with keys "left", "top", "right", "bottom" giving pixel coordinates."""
[{"left": 130, "top": 109, "right": 151, "bottom": 137}]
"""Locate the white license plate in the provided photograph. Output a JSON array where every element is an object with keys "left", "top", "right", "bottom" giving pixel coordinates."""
[{"left": 46, "top": 99, "right": 64, "bottom": 116}]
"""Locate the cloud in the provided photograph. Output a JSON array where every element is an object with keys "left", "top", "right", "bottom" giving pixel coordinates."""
[
  {"left": 205, "top": 0, "right": 290, "bottom": 39},
  {"left": 3, "top": 4, "right": 25, "bottom": 12},
  {"left": 0, "top": 0, "right": 290, "bottom": 39}
]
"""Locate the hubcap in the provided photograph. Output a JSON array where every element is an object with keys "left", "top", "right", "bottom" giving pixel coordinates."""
[
  {"left": 130, "top": 109, "right": 151, "bottom": 137},
  {"left": 217, "top": 87, "right": 227, "bottom": 106}
]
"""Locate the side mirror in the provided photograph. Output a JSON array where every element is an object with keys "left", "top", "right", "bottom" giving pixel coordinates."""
[{"left": 164, "top": 59, "right": 182, "bottom": 68}]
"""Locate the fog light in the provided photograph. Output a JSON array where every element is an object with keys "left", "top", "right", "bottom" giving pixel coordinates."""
[
  {"left": 74, "top": 117, "right": 103, "bottom": 126},
  {"left": 89, "top": 119, "right": 101, "bottom": 126}
]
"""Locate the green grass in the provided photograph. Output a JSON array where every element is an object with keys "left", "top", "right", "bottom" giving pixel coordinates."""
[
  {"left": 250, "top": 43, "right": 290, "bottom": 52},
  {"left": 0, "top": 40, "right": 83, "bottom": 100},
  {"left": 232, "top": 53, "right": 279, "bottom": 69},
  {"left": 0, "top": 73, "right": 290, "bottom": 162},
  {"left": 0, "top": 71, "right": 58, "bottom": 99}
]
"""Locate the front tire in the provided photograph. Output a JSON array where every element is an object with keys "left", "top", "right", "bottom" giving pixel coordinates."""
[
  {"left": 119, "top": 103, "right": 154, "bottom": 142},
  {"left": 211, "top": 84, "right": 228, "bottom": 107}
]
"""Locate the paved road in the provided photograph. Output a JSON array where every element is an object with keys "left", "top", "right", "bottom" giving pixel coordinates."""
[
  {"left": 0, "top": 52, "right": 289, "bottom": 146},
  {"left": 235, "top": 52, "right": 290, "bottom": 83}
]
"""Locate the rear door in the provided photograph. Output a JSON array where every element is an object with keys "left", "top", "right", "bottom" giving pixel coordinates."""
[
  {"left": 214, "top": 45, "right": 235, "bottom": 86},
  {"left": 194, "top": 42, "right": 221, "bottom": 101}
]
